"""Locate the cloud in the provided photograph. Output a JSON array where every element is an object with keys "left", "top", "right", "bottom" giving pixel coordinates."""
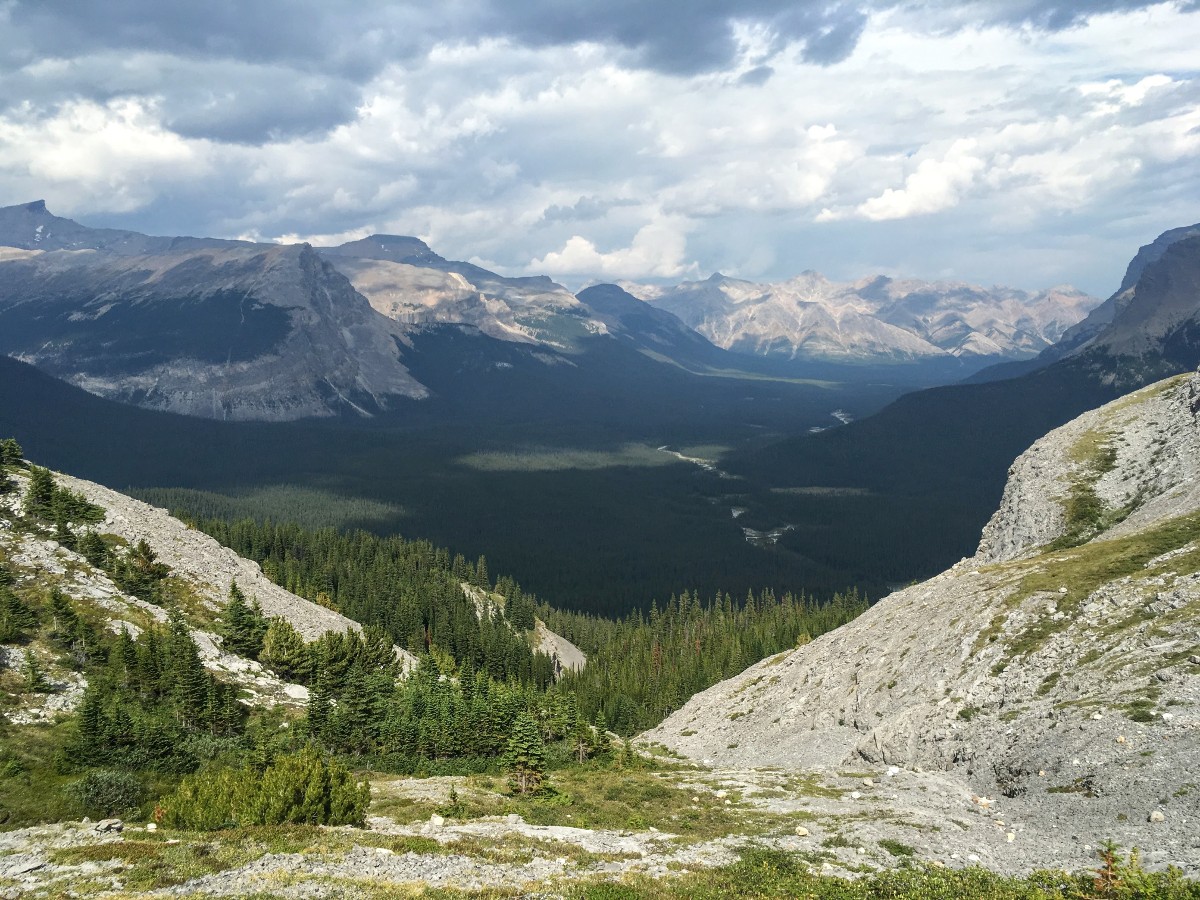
[
  {"left": 531, "top": 217, "right": 697, "bottom": 280},
  {"left": 855, "top": 139, "right": 985, "bottom": 221},
  {"left": 0, "top": 97, "right": 203, "bottom": 213}
]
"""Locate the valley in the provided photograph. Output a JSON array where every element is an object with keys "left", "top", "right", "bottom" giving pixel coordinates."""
[{"left": 2, "top": 207, "right": 1200, "bottom": 896}]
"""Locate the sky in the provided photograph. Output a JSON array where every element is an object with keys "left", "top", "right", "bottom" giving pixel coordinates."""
[{"left": 0, "top": 1, "right": 1197, "bottom": 297}]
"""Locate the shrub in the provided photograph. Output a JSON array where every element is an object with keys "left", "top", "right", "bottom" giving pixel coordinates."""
[
  {"left": 161, "top": 746, "right": 369, "bottom": 830},
  {"left": 70, "top": 770, "right": 144, "bottom": 818}
]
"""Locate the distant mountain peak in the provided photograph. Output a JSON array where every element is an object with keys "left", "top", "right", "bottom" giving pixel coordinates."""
[
  {"left": 24, "top": 199, "right": 47, "bottom": 213},
  {"left": 321, "top": 234, "right": 443, "bottom": 266}
]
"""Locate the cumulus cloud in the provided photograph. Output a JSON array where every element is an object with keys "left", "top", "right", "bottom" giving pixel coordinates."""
[
  {"left": 531, "top": 217, "right": 697, "bottom": 280},
  {"left": 0, "top": 97, "right": 204, "bottom": 213},
  {"left": 854, "top": 139, "right": 985, "bottom": 221}
]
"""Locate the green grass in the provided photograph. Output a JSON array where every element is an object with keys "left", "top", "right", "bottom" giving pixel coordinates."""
[
  {"left": 997, "top": 509, "right": 1200, "bottom": 659},
  {"left": 0, "top": 721, "right": 92, "bottom": 826},
  {"left": 878, "top": 838, "right": 916, "bottom": 858},
  {"left": 371, "top": 764, "right": 801, "bottom": 840},
  {"left": 1043, "top": 428, "right": 1128, "bottom": 552},
  {"left": 455, "top": 443, "right": 679, "bottom": 473}
]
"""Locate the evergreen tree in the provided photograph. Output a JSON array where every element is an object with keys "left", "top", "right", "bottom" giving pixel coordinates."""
[
  {"left": 114, "top": 540, "right": 170, "bottom": 604},
  {"left": 503, "top": 711, "right": 546, "bottom": 795},
  {"left": 0, "top": 587, "right": 38, "bottom": 642},
  {"left": 77, "top": 530, "right": 109, "bottom": 569},
  {"left": 260, "top": 618, "right": 311, "bottom": 682},
  {"left": 23, "top": 465, "right": 56, "bottom": 518},
  {"left": 22, "top": 649, "right": 53, "bottom": 693},
  {"left": 570, "top": 718, "right": 592, "bottom": 764},
  {"left": 166, "top": 611, "right": 209, "bottom": 730},
  {"left": 221, "top": 581, "right": 267, "bottom": 658},
  {"left": 0, "top": 437, "right": 22, "bottom": 467},
  {"left": 75, "top": 684, "right": 107, "bottom": 765}
]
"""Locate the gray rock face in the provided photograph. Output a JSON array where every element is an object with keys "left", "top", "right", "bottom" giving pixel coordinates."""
[
  {"left": 0, "top": 204, "right": 427, "bottom": 421},
  {"left": 9, "top": 244, "right": 428, "bottom": 421},
  {"left": 320, "top": 235, "right": 595, "bottom": 350},
  {"left": 645, "top": 372, "right": 1200, "bottom": 871}
]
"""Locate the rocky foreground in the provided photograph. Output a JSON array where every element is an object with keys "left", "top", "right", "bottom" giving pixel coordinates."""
[{"left": 646, "top": 371, "right": 1200, "bottom": 874}]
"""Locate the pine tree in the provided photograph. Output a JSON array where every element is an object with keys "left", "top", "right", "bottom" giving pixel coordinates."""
[
  {"left": 503, "top": 711, "right": 546, "bottom": 795},
  {"left": 77, "top": 530, "right": 109, "bottom": 569},
  {"left": 570, "top": 718, "right": 592, "bottom": 764},
  {"left": 0, "top": 587, "right": 38, "bottom": 642},
  {"left": 75, "top": 684, "right": 107, "bottom": 765},
  {"left": 589, "top": 709, "right": 611, "bottom": 759},
  {"left": 166, "top": 611, "right": 209, "bottom": 730}
]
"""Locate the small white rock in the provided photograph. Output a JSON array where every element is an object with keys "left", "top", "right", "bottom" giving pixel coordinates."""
[
  {"left": 145, "top": 822, "right": 157, "bottom": 833},
  {"left": 795, "top": 826, "right": 810, "bottom": 837},
  {"left": 1149, "top": 810, "right": 1166, "bottom": 823},
  {"left": 886, "top": 766, "right": 900, "bottom": 778},
  {"left": 862, "top": 778, "right": 874, "bottom": 787},
  {"left": 850, "top": 790, "right": 862, "bottom": 800},
  {"left": 1006, "top": 832, "right": 1015, "bottom": 843}
]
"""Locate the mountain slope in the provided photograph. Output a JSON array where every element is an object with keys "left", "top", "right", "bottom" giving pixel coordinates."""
[
  {"left": 322, "top": 238, "right": 758, "bottom": 374},
  {"left": 0, "top": 205, "right": 428, "bottom": 421},
  {"left": 729, "top": 224, "right": 1200, "bottom": 593},
  {"left": 647, "top": 372, "right": 1200, "bottom": 871},
  {"left": 321, "top": 235, "right": 591, "bottom": 348}
]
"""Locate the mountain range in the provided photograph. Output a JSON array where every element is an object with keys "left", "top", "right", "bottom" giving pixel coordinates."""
[
  {"left": 625, "top": 271, "right": 1097, "bottom": 362},
  {"left": 0, "top": 200, "right": 1099, "bottom": 422}
]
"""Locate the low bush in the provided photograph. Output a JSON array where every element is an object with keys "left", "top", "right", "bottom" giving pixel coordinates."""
[
  {"left": 160, "top": 746, "right": 369, "bottom": 830},
  {"left": 70, "top": 769, "right": 144, "bottom": 818}
]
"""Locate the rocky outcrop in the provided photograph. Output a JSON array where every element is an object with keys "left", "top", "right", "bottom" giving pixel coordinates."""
[{"left": 645, "top": 372, "right": 1200, "bottom": 871}]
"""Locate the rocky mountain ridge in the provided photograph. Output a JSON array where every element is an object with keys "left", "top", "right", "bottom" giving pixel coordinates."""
[
  {"left": 0, "top": 207, "right": 429, "bottom": 421},
  {"left": 625, "top": 271, "right": 1097, "bottom": 363},
  {"left": 646, "top": 372, "right": 1200, "bottom": 872},
  {"left": 0, "top": 201, "right": 1103, "bottom": 423}
]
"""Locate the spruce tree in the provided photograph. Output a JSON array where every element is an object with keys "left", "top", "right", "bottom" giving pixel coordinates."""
[
  {"left": 166, "top": 611, "right": 209, "bottom": 730},
  {"left": 77, "top": 530, "right": 109, "bottom": 569},
  {"left": 23, "top": 466, "right": 56, "bottom": 518},
  {"left": 222, "top": 581, "right": 267, "bottom": 658},
  {"left": 22, "top": 649, "right": 52, "bottom": 693},
  {"left": 0, "top": 437, "right": 22, "bottom": 467},
  {"left": 502, "top": 711, "right": 546, "bottom": 795},
  {"left": 260, "top": 618, "right": 311, "bottom": 682},
  {"left": 0, "top": 587, "right": 38, "bottom": 642}
]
